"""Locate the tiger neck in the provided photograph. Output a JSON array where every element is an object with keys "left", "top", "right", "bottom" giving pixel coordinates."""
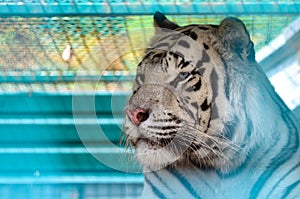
[
  {"left": 141, "top": 96, "right": 300, "bottom": 198},
  {"left": 141, "top": 129, "right": 300, "bottom": 199},
  {"left": 140, "top": 63, "right": 300, "bottom": 198},
  {"left": 215, "top": 61, "right": 300, "bottom": 173}
]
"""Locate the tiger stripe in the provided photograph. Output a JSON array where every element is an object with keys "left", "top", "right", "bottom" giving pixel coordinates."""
[{"left": 125, "top": 12, "right": 300, "bottom": 199}]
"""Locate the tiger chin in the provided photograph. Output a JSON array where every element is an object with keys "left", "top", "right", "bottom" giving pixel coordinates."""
[{"left": 124, "top": 12, "right": 300, "bottom": 174}]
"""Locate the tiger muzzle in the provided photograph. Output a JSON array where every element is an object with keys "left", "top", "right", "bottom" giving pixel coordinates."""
[{"left": 125, "top": 84, "right": 180, "bottom": 126}]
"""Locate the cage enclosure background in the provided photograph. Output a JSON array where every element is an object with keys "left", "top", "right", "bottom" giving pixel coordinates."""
[{"left": 0, "top": 1, "right": 299, "bottom": 199}]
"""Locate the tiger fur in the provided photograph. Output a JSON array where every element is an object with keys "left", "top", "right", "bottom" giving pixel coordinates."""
[{"left": 124, "top": 12, "right": 300, "bottom": 198}]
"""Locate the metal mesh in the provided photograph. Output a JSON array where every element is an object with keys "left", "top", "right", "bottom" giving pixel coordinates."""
[
  {"left": 0, "top": 0, "right": 299, "bottom": 93},
  {"left": 0, "top": 15, "right": 297, "bottom": 70},
  {"left": 1, "top": 14, "right": 298, "bottom": 92}
]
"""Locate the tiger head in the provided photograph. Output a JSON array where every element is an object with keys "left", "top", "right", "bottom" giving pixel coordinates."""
[{"left": 124, "top": 12, "right": 260, "bottom": 172}]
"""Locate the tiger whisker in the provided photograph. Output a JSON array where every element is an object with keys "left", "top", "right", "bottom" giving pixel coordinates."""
[
  {"left": 189, "top": 144, "right": 214, "bottom": 166},
  {"left": 183, "top": 122, "right": 241, "bottom": 152},
  {"left": 184, "top": 128, "right": 239, "bottom": 153},
  {"left": 187, "top": 122, "right": 240, "bottom": 148},
  {"left": 170, "top": 131, "right": 231, "bottom": 161},
  {"left": 179, "top": 125, "right": 240, "bottom": 162}
]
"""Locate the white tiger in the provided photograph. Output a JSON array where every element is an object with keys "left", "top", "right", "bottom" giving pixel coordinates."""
[{"left": 124, "top": 12, "right": 300, "bottom": 198}]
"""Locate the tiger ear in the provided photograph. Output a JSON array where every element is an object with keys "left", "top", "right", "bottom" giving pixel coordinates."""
[
  {"left": 153, "top": 11, "right": 179, "bottom": 31},
  {"left": 218, "top": 17, "right": 255, "bottom": 62}
]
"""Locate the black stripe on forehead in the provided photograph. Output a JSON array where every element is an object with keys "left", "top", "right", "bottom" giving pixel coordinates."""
[
  {"left": 190, "top": 31, "right": 198, "bottom": 40},
  {"left": 152, "top": 52, "right": 167, "bottom": 60},
  {"left": 178, "top": 40, "right": 190, "bottom": 48},
  {"left": 141, "top": 51, "right": 153, "bottom": 62},
  {"left": 180, "top": 28, "right": 192, "bottom": 36},
  {"left": 198, "top": 26, "right": 209, "bottom": 30},
  {"left": 181, "top": 28, "right": 198, "bottom": 41},
  {"left": 152, "top": 42, "right": 170, "bottom": 49},
  {"left": 196, "top": 50, "right": 210, "bottom": 68},
  {"left": 210, "top": 69, "right": 219, "bottom": 120},
  {"left": 177, "top": 56, "right": 191, "bottom": 69},
  {"left": 170, "top": 33, "right": 183, "bottom": 40},
  {"left": 141, "top": 50, "right": 167, "bottom": 64},
  {"left": 220, "top": 58, "right": 230, "bottom": 101},
  {"left": 173, "top": 51, "right": 185, "bottom": 59},
  {"left": 169, "top": 51, "right": 179, "bottom": 59},
  {"left": 180, "top": 61, "right": 190, "bottom": 69},
  {"left": 170, "top": 75, "right": 182, "bottom": 88},
  {"left": 198, "top": 25, "right": 218, "bottom": 30},
  {"left": 210, "top": 69, "right": 219, "bottom": 101}
]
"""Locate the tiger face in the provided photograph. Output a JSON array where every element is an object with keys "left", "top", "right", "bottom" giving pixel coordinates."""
[{"left": 124, "top": 12, "right": 256, "bottom": 172}]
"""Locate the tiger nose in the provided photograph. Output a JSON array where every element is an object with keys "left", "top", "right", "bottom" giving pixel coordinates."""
[{"left": 126, "top": 108, "right": 149, "bottom": 126}]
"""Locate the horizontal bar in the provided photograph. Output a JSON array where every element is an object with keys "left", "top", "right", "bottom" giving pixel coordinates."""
[
  {"left": 0, "top": 144, "right": 141, "bottom": 172},
  {"left": 0, "top": 152, "right": 141, "bottom": 172},
  {"left": 0, "top": 146, "right": 128, "bottom": 154},
  {"left": 0, "top": 172, "right": 144, "bottom": 184},
  {"left": 0, "top": 2, "right": 299, "bottom": 17},
  {"left": 0, "top": 92, "right": 129, "bottom": 113},
  {"left": 0, "top": 117, "right": 123, "bottom": 125},
  {"left": 0, "top": 71, "right": 135, "bottom": 83},
  {"left": 0, "top": 123, "right": 122, "bottom": 143}
]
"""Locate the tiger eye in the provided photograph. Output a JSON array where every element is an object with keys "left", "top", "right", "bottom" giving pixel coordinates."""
[{"left": 179, "top": 72, "right": 189, "bottom": 79}]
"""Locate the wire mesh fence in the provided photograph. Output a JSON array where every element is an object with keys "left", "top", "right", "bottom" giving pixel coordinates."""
[
  {"left": 0, "top": 0, "right": 299, "bottom": 93},
  {"left": 1, "top": 15, "right": 298, "bottom": 92}
]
